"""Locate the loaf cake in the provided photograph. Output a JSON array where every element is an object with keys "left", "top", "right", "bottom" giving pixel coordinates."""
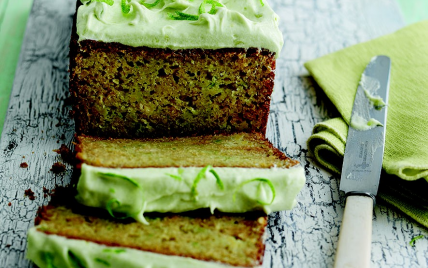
[
  {"left": 74, "top": 133, "right": 306, "bottom": 223},
  {"left": 27, "top": 188, "right": 268, "bottom": 268},
  {"left": 69, "top": 0, "right": 284, "bottom": 138},
  {"left": 27, "top": 1, "right": 296, "bottom": 266}
]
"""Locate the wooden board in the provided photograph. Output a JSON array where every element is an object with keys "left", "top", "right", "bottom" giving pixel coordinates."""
[{"left": 0, "top": 0, "right": 427, "bottom": 267}]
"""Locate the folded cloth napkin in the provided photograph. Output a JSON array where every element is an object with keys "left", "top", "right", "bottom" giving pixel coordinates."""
[{"left": 305, "top": 20, "right": 428, "bottom": 228}]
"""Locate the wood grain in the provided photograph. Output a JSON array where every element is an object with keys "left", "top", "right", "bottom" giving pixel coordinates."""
[{"left": 0, "top": 0, "right": 427, "bottom": 267}]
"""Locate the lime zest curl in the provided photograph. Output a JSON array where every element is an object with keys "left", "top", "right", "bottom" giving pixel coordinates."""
[
  {"left": 233, "top": 178, "right": 276, "bottom": 205},
  {"left": 166, "top": 173, "right": 183, "bottom": 181},
  {"left": 106, "top": 199, "right": 129, "bottom": 219},
  {"left": 409, "top": 235, "right": 424, "bottom": 247},
  {"left": 209, "top": 169, "right": 224, "bottom": 190},
  {"left": 198, "top": 0, "right": 224, "bottom": 15},
  {"left": 168, "top": 11, "right": 199, "bottom": 21},
  {"left": 102, "top": 248, "right": 126, "bottom": 254},
  {"left": 97, "top": 172, "right": 141, "bottom": 188},
  {"left": 121, "top": 0, "right": 131, "bottom": 14},
  {"left": 191, "top": 166, "right": 224, "bottom": 198},
  {"left": 140, "top": 0, "right": 161, "bottom": 8}
]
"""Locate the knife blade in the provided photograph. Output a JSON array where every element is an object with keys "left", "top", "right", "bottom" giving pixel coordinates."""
[{"left": 334, "top": 55, "right": 391, "bottom": 268}]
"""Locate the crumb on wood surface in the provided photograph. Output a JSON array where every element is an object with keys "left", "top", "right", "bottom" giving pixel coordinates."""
[
  {"left": 24, "top": 189, "right": 36, "bottom": 200},
  {"left": 43, "top": 187, "right": 55, "bottom": 198},
  {"left": 20, "top": 162, "right": 28, "bottom": 168},
  {"left": 51, "top": 162, "right": 66, "bottom": 173},
  {"left": 54, "top": 144, "right": 74, "bottom": 163}
]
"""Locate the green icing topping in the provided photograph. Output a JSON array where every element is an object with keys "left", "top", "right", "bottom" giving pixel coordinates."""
[
  {"left": 76, "top": 0, "right": 284, "bottom": 57},
  {"left": 76, "top": 164, "right": 306, "bottom": 223}
]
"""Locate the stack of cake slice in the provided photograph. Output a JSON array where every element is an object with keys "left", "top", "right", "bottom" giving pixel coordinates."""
[
  {"left": 27, "top": 0, "right": 305, "bottom": 267},
  {"left": 28, "top": 133, "right": 305, "bottom": 268}
]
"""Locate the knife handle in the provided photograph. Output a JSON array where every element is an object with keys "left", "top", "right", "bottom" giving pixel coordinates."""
[{"left": 334, "top": 195, "right": 373, "bottom": 268}]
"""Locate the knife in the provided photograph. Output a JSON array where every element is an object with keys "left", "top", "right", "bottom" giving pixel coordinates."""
[{"left": 334, "top": 55, "right": 391, "bottom": 268}]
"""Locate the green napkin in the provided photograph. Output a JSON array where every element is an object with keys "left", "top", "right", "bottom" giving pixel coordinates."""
[{"left": 305, "top": 20, "right": 428, "bottom": 228}]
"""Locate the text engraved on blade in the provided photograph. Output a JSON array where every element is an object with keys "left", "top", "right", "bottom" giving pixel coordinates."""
[{"left": 348, "top": 141, "right": 372, "bottom": 181}]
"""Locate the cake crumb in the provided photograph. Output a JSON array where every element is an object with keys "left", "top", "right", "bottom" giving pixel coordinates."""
[
  {"left": 24, "top": 189, "right": 36, "bottom": 200},
  {"left": 43, "top": 187, "right": 53, "bottom": 198},
  {"left": 54, "top": 144, "right": 74, "bottom": 163},
  {"left": 20, "top": 162, "right": 28, "bottom": 168},
  {"left": 51, "top": 162, "right": 66, "bottom": 173}
]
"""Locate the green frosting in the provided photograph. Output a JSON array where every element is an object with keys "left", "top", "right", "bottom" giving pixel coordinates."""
[
  {"left": 363, "top": 89, "right": 386, "bottom": 109},
  {"left": 77, "top": 0, "right": 284, "bottom": 57},
  {"left": 76, "top": 164, "right": 306, "bottom": 223},
  {"left": 359, "top": 73, "right": 386, "bottom": 109},
  {"left": 27, "top": 228, "right": 252, "bottom": 268},
  {"left": 350, "top": 113, "right": 383, "bottom": 131}
]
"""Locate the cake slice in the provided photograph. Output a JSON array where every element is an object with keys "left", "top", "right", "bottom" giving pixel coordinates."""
[
  {"left": 27, "top": 188, "right": 267, "bottom": 268},
  {"left": 74, "top": 133, "right": 306, "bottom": 223},
  {"left": 70, "top": 0, "right": 284, "bottom": 138}
]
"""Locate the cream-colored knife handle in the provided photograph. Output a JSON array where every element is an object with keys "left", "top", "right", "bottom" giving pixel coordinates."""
[{"left": 334, "top": 195, "right": 373, "bottom": 268}]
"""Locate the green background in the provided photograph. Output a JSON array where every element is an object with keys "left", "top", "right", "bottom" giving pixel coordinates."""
[{"left": 0, "top": 0, "right": 427, "bottom": 135}]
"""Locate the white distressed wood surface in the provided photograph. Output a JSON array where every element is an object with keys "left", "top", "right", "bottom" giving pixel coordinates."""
[{"left": 0, "top": 0, "right": 427, "bottom": 267}]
